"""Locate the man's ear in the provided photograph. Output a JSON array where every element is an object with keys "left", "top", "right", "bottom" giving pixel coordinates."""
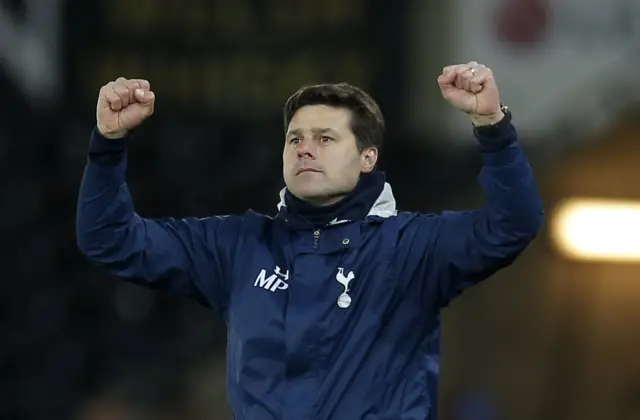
[{"left": 361, "top": 148, "right": 378, "bottom": 173}]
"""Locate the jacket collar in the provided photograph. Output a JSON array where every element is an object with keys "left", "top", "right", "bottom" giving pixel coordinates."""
[{"left": 276, "top": 180, "right": 398, "bottom": 228}]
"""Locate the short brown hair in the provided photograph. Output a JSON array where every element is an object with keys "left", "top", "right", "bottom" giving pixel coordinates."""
[{"left": 283, "top": 83, "right": 385, "bottom": 152}]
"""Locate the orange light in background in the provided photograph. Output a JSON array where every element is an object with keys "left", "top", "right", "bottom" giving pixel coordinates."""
[{"left": 550, "top": 198, "right": 640, "bottom": 262}]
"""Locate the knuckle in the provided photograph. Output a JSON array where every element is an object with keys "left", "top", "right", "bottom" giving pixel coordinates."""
[
  {"left": 101, "top": 82, "right": 113, "bottom": 92},
  {"left": 114, "top": 87, "right": 130, "bottom": 99},
  {"left": 113, "top": 80, "right": 126, "bottom": 90},
  {"left": 109, "top": 90, "right": 121, "bottom": 101},
  {"left": 133, "top": 78, "right": 150, "bottom": 89}
]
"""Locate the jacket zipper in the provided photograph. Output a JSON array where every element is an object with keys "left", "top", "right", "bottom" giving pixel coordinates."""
[{"left": 313, "top": 229, "right": 320, "bottom": 249}]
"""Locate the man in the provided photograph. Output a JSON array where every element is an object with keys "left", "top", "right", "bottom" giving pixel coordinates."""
[{"left": 76, "top": 61, "right": 543, "bottom": 419}]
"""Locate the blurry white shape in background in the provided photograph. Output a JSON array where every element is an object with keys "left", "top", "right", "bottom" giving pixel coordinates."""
[
  {"left": 406, "top": 0, "right": 640, "bottom": 146},
  {"left": 0, "top": 0, "right": 61, "bottom": 107},
  {"left": 551, "top": 198, "right": 640, "bottom": 262}
]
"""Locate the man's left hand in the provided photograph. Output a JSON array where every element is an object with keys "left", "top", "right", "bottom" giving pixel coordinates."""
[{"left": 438, "top": 61, "right": 504, "bottom": 127}]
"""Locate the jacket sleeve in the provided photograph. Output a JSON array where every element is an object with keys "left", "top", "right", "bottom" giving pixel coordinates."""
[
  {"left": 75, "top": 129, "right": 240, "bottom": 313},
  {"left": 408, "top": 120, "right": 544, "bottom": 309}
]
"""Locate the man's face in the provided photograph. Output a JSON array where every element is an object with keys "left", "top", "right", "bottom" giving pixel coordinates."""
[{"left": 283, "top": 105, "right": 377, "bottom": 206}]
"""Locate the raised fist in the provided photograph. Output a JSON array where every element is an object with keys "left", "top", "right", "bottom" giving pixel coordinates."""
[
  {"left": 438, "top": 62, "right": 503, "bottom": 126},
  {"left": 96, "top": 77, "right": 155, "bottom": 139}
]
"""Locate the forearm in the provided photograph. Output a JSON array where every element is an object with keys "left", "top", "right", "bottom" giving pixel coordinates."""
[
  {"left": 475, "top": 116, "right": 544, "bottom": 239},
  {"left": 76, "top": 129, "right": 135, "bottom": 259}
]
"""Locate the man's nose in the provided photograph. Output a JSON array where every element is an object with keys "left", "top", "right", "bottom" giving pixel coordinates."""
[{"left": 297, "top": 139, "right": 317, "bottom": 159}]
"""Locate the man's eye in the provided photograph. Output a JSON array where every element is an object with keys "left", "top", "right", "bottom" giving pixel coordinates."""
[
  {"left": 290, "top": 137, "right": 301, "bottom": 144},
  {"left": 320, "top": 136, "right": 333, "bottom": 143}
]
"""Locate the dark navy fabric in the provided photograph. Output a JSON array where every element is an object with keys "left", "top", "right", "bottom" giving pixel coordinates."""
[
  {"left": 282, "top": 171, "right": 386, "bottom": 229},
  {"left": 76, "top": 122, "right": 543, "bottom": 420}
]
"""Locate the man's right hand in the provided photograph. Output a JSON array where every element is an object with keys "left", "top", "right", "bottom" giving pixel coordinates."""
[{"left": 96, "top": 77, "right": 155, "bottom": 139}]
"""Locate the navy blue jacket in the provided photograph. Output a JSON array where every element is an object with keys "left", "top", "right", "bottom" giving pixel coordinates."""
[{"left": 76, "top": 122, "right": 543, "bottom": 420}]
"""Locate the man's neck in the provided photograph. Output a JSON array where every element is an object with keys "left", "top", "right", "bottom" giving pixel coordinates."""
[{"left": 302, "top": 194, "right": 346, "bottom": 207}]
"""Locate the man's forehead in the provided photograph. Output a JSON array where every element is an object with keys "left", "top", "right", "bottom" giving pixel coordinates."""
[
  {"left": 291, "top": 105, "right": 351, "bottom": 123},
  {"left": 288, "top": 108, "right": 351, "bottom": 134}
]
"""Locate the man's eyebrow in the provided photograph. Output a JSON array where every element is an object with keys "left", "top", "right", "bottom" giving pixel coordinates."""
[
  {"left": 286, "top": 128, "right": 303, "bottom": 137},
  {"left": 312, "top": 127, "right": 339, "bottom": 136},
  {"left": 286, "top": 127, "right": 340, "bottom": 138}
]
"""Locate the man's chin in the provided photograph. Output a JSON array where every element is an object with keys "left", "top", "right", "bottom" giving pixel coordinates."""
[{"left": 291, "top": 187, "right": 346, "bottom": 206}]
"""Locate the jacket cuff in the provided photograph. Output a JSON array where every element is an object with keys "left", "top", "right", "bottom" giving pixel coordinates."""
[
  {"left": 87, "top": 128, "right": 129, "bottom": 167},
  {"left": 475, "top": 122, "right": 516, "bottom": 152},
  {"left": 89, "top": 127, "right": 129, "bottom": 153},
  {"left": 473, "top": 108, "right": 517, "bottom": 152}
]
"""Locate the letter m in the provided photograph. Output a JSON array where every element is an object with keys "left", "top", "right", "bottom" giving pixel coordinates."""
[{"left": 254, "top": 269, "right": 277, "bottom": 290}]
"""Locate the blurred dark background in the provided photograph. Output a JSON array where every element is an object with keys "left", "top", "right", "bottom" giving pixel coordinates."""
[{"left": 1, "top": 0, "right": 640, "bottom": 419}]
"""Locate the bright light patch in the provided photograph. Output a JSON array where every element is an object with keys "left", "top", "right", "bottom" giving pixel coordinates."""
[{"left": 551, "top": 198, "right": 640, "bottom": 262}]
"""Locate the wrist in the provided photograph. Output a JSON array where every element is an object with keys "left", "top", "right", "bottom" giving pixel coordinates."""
[
  {"left": 471, "top": 110, "right": 505, "bottom": 127},
  {"left": 97, "top": 125, "right": 128, "bottom": 140}
]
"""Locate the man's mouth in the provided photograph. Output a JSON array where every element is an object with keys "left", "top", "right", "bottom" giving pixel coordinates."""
[{"left": 296, "top": 168, "right": 321, "bottom": 175}]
